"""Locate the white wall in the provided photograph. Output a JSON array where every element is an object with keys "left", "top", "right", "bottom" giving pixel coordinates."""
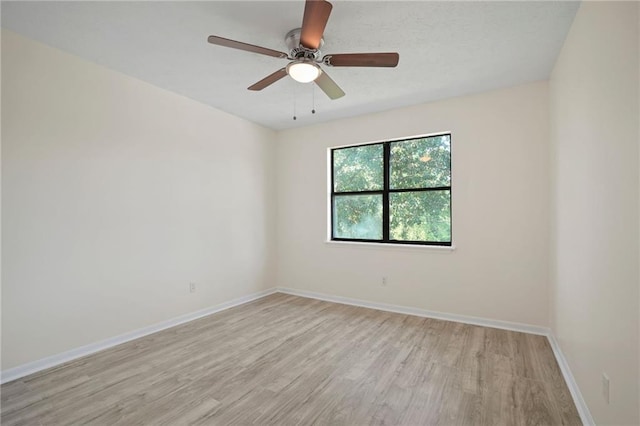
[
  {"left": 549, "top": 2, "right": 639, "bottom": 425},
  {"left": 276, "top": 81, "right": 550, "bottom": 327},
  {"left": 1, "top": 30, "right": 277, "bottom": 370}
]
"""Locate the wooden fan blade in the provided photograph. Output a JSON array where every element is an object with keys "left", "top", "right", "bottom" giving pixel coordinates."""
[
  {"left": 323, "top": 53, "right": 399, "bottom": 67},
  {"left": 300, "top": 0, "right": 333, "bottom": 50},
  {"left": 315, "top": 69, "right": 345, "bottom": 100},
  {"left": 248, "top": 68, "right": 288, "bottom": 91},
  {"left": 208, "top": 35, "right": 288, "bottom": 59}
]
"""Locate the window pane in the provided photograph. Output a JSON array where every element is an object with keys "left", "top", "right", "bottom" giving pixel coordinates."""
[
  {"left": 333, "top": 194, "right": 382, "bottom": 240},
  {"left": 333, "top": 144, "right": 384, "bottom": 192},
  {"left": 390, "top": 135, "right": 451, "bottom": 189},
  {"left": 390, "top": 191, "right": 451, "bottom": 242}
]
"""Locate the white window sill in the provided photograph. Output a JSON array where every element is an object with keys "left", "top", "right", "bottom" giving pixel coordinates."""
[{"left": 324, "top": 240, "right": 456, "bottom": 252}]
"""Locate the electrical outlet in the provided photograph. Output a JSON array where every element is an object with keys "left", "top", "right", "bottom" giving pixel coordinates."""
[
  {"left": 602, "top": 373, "right": 610, "bottom": 404},
  {"left": 381, "top": 276, "right": 388, "bottom": 286},
  {"left": 189, "top": 282, "right": 196, "bottom": 293}
]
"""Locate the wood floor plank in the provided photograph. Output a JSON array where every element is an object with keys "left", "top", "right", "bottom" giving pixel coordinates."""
[{"left": 1, "top": 293, "right": 582, "bottom": 425}]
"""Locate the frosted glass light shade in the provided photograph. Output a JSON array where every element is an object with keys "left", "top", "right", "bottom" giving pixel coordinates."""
[{"left": 287, "top": 61, "right": 320, "bottom": 83}]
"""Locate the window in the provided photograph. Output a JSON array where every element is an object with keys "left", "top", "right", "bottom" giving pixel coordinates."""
[{"left": 331, "top": 134, "right": 451, "bottom": 246}]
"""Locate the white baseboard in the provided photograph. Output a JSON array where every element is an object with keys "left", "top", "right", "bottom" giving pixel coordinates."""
[
  {"left": 547, "top": 333, "right": 595, "bottom": 425},
  {"left": 0, "top": 288, "right": 277, "bottom": 384},
  {"left": 2, "top": 285, "right": 594, "bottom": 426},
  {"left": 276, "top": 287, "right": 549, "bottom": 335}
]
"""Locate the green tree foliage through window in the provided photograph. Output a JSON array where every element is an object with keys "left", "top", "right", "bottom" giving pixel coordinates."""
[
  {"left": 334, "top": 194, "right": 382, "bottom": 239},
  {"left": 390, "top": 191, "right": 451, "bottom": 242},
  {"left": 331, "top": 134, "right": 451, "bottom": 245},
  {"left": 390, "top": 136, "right": 451, "bottom": 189},
  {"left": 333, "top": 144, "right": 383, "bottom": 192}
]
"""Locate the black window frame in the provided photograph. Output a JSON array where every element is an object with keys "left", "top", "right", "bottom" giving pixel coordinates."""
[{"left": 330, "top": 133, "right": 452, "bottom": 246}]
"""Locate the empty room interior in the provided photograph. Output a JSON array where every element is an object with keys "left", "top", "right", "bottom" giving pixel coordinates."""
[{"left": 1, "top": 1, "right": 639, "bottom": 425}]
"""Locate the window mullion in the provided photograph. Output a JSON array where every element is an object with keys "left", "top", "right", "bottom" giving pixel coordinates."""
[{"left": 383, "top": 142, "right": 390, "bottom": 241}]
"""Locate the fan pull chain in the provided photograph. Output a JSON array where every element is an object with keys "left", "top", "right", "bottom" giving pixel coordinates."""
[
  {"left": 312, "top": 85, "right": 316, "bottom": 114},
  {"left": 293, "top": 83, "right": 297, "bottom": 121}
]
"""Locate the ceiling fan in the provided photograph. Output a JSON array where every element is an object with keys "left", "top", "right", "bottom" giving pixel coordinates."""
[{"left": 207, "top": 0, "right": 399, "bottom": 100}]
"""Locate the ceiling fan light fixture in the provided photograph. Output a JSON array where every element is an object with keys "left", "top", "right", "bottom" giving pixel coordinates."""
[{"left": 286, "top": 60, "right": 320, "bottom": 83}]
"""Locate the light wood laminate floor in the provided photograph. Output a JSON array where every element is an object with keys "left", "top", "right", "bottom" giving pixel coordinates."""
[{"left": 1, "top": 293, "right": 581, "bottom": 425}]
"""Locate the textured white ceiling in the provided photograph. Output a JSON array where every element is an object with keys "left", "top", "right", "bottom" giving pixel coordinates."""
[{"left": 1, "top": 1, "right": 579, "bottom": 130}]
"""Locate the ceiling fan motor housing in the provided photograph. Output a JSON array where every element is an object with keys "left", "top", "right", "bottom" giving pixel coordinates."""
[{"left": 285, "top": 28, "right": 323, "bottom": 60}]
